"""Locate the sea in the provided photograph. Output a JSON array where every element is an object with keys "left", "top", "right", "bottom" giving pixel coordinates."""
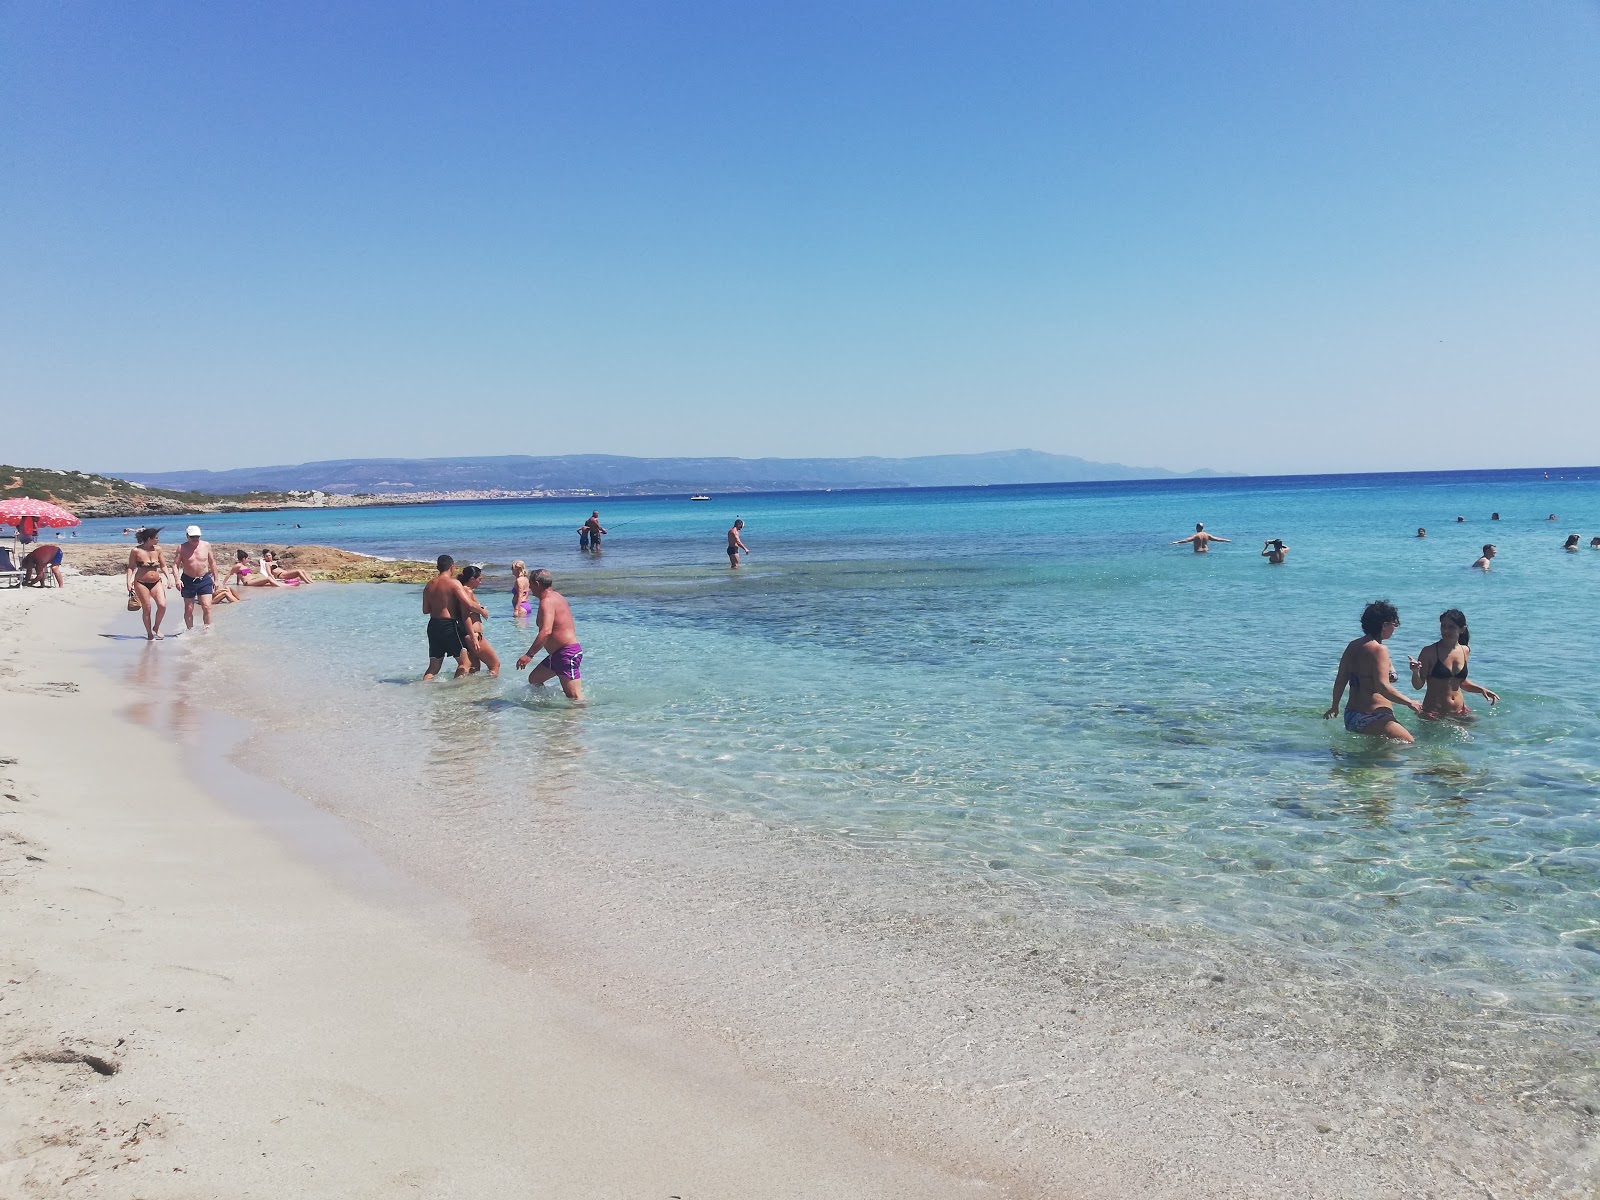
[{"left": 82, "top": 467, "right": 1600, "bottom": 1140}]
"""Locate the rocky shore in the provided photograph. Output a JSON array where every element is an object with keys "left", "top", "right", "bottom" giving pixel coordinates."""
[{"left": 60, "top": 543, "right": 435, "bottom": 584}]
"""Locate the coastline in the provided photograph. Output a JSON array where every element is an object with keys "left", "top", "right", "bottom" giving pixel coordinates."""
[
  {"left": 0, "top": 582, "right": 981, "bottom": 1198},
  {"left": 2, "top": 577, "right": 1595, "bottom": 1196}
]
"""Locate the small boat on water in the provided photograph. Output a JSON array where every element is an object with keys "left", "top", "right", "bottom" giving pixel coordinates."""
[{"left": 690, "top": 494, "right": 711, "bottom": 501}]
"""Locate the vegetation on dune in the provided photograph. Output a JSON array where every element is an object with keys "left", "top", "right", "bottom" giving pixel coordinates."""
[{"left": 2, "top": 464, "right": 296, "bottom": 516}]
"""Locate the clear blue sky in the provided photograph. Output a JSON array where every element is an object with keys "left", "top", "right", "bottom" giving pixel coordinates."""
[{"left": 4, "top": 2, "right": 1596, "bottom": 475}]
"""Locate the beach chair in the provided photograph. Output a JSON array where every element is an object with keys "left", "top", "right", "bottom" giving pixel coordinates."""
[{"left": 0, "top": 538, "right": 22, "bottom": 588}]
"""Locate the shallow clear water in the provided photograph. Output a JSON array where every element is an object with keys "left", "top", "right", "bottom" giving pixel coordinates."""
[{"left": 90, "top": 470, "right": 1600, "bottom": 1026}]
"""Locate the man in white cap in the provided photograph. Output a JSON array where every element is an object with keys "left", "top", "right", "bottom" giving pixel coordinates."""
[{"left": 174, "top": 525, "right": 219, "bottom": 629}]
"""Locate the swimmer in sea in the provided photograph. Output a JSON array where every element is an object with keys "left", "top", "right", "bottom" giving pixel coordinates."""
[
  {"left": 1407, "top": 608, "right": 1497, "bottom": 719},
  {"left": 1416, "top": 527, "right": 1427, "bottom": 538},
  {"left": 1172, "top": 523, "right": 1230, "bottom": 553},
  {"left": 1324, "top": 600, "right": 1426, "bottom": 742},
  {"left": 1260, "top": 538, "right": 1288, "bottom": 564},
  {"left": 510, "top": 560, "right": 532, "bottom": 615},
  {"left": 1591, "top": 537, "right": 1600, "bottom": 549},
  {"left": 1563, "top": 534, "right": 1581, "bottom": 551},
  {"left": 1472, "top": 544, "right": 1496, "bottom": 570}
]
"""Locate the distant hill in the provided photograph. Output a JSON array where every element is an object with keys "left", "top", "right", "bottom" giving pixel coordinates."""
[
  {"left": 2, "top": 463, "right": 300, "bottom": 518},
  {"left": 116, "top": 450, "right": 1235, "bottom": 496}
]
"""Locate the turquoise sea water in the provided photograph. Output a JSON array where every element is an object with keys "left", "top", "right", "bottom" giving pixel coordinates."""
[{"left": 85, "top": 470, "right": 1600, "bottom": 1029}]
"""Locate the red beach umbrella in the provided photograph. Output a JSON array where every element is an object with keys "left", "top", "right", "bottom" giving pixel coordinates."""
[{"left": 0, "top": 497, "right": 82, "bottom": 530}]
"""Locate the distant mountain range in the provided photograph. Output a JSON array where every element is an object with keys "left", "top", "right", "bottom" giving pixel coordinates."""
[{"left": 116, "top": 450, "right": 1234, "bottom": 496}]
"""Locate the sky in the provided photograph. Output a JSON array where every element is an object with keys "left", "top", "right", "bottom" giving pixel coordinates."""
[{"left": 3, "top": 2, "right": 1597, "bottom": 476}]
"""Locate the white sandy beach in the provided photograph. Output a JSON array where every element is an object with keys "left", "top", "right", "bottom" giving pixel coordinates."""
[
  {"left": 2, "top": 577, "right": 1595, "bottom": 1198},
  {"left": 0, "top": 580, "right": 987, "bottom": 1198}
]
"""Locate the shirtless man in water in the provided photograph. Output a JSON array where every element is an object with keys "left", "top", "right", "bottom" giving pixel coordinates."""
[
  {"left": 727, "top": 519, "right": 749, "bottom": 568},
  {"left": 1172, "top": 523, "right": 1231, "bottom": 553},
  {"left": 422, "top": 554, "right": 486, "bottom": 680},
  {"left": 515, "top": 569, "right": 584, "bottom": 701},
  {"left": 174, "top": 525, "right": 220, "bottom": 629}
]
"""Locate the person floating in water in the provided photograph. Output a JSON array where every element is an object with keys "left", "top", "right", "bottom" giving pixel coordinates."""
[
  {"left": 1472, "top": 544, "right": 1496, "bottom": 570},
  {"left": 1260, "top": 538, "right": 1289, "bottom": 564},
  {"left": 510, "top": 560, "right": 532, "bottom": 615},
  {"left": 1416, "top": 527, "right": 1427, "bottom": 538},
  {"left": 421, "top": 554, "right": 485, "bottom": 681},
  {"left": 1491, "top": 512, "right": 1500, "bottom": 521},
  {"left": 1563, "top": 534, "right": 1581, "bottom": 551},
  {"left": 727, "top": 519, "right": 749, "bottom": 569},
  {"left": 1407, "top": 608, "right": 1497, "bottom": 720},
  {"left": 1324, "top": 600, "right": 1426, "bottom": 742},
  {"left": 1590, "top": 537, "right": 1600, "bottom": 549},
  {"left": 515, "top": 569, "right": 585, "bottom": 702},
  {"left": 1172, "top": 523, "right": 1230, "bottom": 553}
]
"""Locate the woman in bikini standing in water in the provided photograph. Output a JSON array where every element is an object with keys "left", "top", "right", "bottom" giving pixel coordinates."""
[
  {"left": 510, "top": 561, "right": 532, "bottom": 617},
  {"left": 1324, "top": 599, "right": 1426, "bottom": 742},
  {"left": 125, "top": 527, "right": 175, "bottom": 640},
  {"left": 1407, "top": 609, "right": 1498, "bottom": 719},
  {"left": 457, "top": 564, "right": 500, "bottom": 676}
]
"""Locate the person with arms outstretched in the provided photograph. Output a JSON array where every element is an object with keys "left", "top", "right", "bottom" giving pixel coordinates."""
[{"left": 1172, "top": 523, "right": 1230, "bottom": 553}]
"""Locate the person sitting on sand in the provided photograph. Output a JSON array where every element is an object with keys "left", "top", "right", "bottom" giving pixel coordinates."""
[
  {"left": 1472, "top": 544, "right": 1496, "bottom": 570},
  {"left": 1563, "top": 534, "right": 1581, "bottom": 552},
  {"left": 125, "top": 527, "right": 176, "bottom": 641},
  {"left": 1407, "top": 608, "right": 1498, "bottom": 720},
  {"left": 1172, "top": 523, "right": 1230, "bottom": 553},
  {"left": 261, "top": 549, "right": 315, "bottom": 584},
  {"left": 510, "top": 560, "right": 532, "bottom": 616},
  {"left": 422, "top": 554, "right": 485, "bottom": 680},
  {"left": 515, "top": 569, "right": 585, "bottom": 702},
  {"left": 457, "top": 564, "right": 499, "bottom": 677},
  {"left": 226, "top": 549, "right": 284, "bottom": 588},
  {"left": 1324, "top": 600, "right": 1426, "bottom": 742},
  {"left": 1260, "top": 538, "right": 1288, "bottom": 564},
  {"left": 21, "top": 543, "right": 65, "bottom": 588}
]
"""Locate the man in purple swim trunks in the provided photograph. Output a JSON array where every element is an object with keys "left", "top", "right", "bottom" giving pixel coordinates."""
[{"left": 514, "top": 569, "right": 585, "bottom": 702}]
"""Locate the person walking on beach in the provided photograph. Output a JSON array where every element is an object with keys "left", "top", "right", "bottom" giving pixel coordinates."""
[
  {"left": 457, "top": 564, "right": 499, "bottom": 676},
  {"left": 515, "top": 569, "right": 584, "bottom": 701},
  {"left": 174, "top": 525, "right": 219, "bottom": 629},
  {"left": 727, "top": 519, "right": 749, "bottom": 569},
  {"left": 1261, "top": 538, "right": 1289, "bottom": 564},
  {"left": 1172, "top": 523, "right": 1230, "bottom": 553},
  {"left": 422, "top": 555, "right": 485, "bottom": 680},
  {"left": 1324, "top": 600, "right": 1426, "bottom": 742},
  {"left": 126, "top": 527, "right": 175, "bottom": 640},
  {"left": 1407, "top": 608, "right": 1498, "bottom": 720},
  {"left": 1472, "top": 544, "right": 1496, "bottom": 570}
]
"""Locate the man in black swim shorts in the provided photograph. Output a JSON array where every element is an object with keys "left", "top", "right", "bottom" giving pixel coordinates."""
[{"left": 421, "top": 554, "right": 485, "bottom": 680}]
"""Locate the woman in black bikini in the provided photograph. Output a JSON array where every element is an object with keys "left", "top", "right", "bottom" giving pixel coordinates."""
[
  {"left": 124, "top": 527, "right": 174, "bottom": 640},
  {"left": 1325, "top": 599, "right": 1426, "bottom": 742},
  {"left": 457, "top": 564, "right": 500, "bottom": 676},
  {"left": 1408, "top": 609, "right": 1498, "bottom": 719}
]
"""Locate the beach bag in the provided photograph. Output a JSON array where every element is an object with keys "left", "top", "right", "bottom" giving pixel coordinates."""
[{"left": 127, "top": 591, "right": 142, "bottom": 611}]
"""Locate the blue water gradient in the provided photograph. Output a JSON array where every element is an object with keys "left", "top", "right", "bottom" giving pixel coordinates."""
[{"left": 117, "top": 470, "right": 1600, "bottom": 1026}]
